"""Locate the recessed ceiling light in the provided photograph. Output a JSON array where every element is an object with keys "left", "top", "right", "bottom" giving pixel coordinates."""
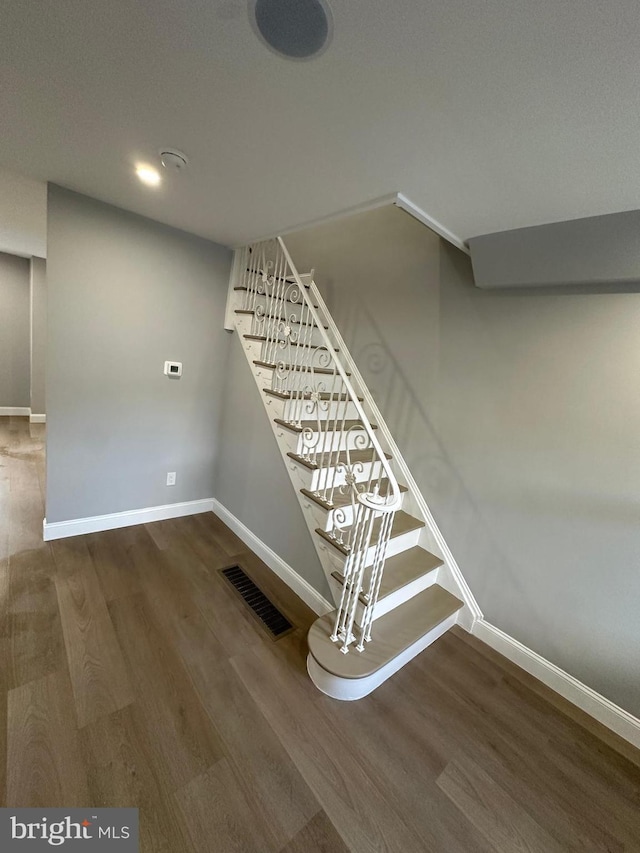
[
  {"left": 250, "top": 0, "right": 333, "bottom": 60},
  {"left": 135, "top": 165, "right": 161, "bottom": 187}
]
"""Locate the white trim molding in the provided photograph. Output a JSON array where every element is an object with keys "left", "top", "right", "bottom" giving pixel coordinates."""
[
  {"left": 244, "top": 192, "right": 470, "bottom": 257},
  {"left": 242, "top": 194, "right": 399, "bottom": 249},
  {"left": 0, "top": 407, "right": 31, "bottom": 416},
  {"left": 29, "top": 413, "right": 46, "bottom": 423},
  {"left": 395, "top": 193, "right": 470, "bottom": 255},
  {"left": 43, "top": 498, "right": 215, "bottom": 541},
  {"left": 211, "top": 498, "right": 333, "bottom": 617},
  {"left": 472, "top": 619, "right": 640, "bottom": 750}
]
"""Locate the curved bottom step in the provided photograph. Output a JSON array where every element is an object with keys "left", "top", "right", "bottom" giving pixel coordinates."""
[{"left": 307, "top": 585, "right": 463, "bottom": 700}]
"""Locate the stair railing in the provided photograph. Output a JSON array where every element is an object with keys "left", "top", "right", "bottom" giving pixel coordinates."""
[{"left": 236, "top": 237, "right": 402, "bottom": 653}]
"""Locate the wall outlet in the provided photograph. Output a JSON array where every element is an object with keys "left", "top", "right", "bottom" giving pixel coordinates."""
[{"left": 166, "top": 472, "right": 176, "bottom": 486}]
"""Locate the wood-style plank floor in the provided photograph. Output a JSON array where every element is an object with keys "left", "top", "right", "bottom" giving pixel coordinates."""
[{"left": 1, "top": 415, "right": 639, "bottom": 852}]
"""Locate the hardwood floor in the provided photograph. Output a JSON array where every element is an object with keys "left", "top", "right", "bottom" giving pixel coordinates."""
[{"left": 1, "top": 414, "right": 639, "bottom": 852}]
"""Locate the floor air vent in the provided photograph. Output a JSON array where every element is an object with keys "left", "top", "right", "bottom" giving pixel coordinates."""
[{"left": 220, "top": 565, "right": 294, "bottom": 639}]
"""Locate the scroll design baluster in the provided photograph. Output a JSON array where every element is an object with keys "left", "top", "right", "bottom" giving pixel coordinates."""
[{"left": 241, "top": 237, "right": 403, "bottom": 653}]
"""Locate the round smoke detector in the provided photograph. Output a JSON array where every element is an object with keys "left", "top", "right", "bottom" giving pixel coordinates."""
[
  {"left": 160, "top": 149, "right": 188, "bottom": 171},
  {"left": 250, "top": 0, "right": 333, "bottom": 60}
]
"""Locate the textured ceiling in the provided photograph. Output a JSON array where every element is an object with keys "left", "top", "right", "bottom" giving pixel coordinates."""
[{"left": 1, "top": 0, "right": 639, "bottom": 248}]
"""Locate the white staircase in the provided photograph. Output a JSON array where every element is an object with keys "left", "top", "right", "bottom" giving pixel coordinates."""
[{"left": 226, "top": 238, "right": 482, "bottom": 699}]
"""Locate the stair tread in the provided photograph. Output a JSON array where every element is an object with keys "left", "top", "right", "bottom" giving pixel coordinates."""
[
  {"left": 289, "top": 448, "right": 392, "bottom": 471},
  {"left": 235, "top": 286, "right": 319, "bottom": 308},
  {"left": 243, "top": 270, "right": 313, "bottom": 286},
  {"left": 308, "top": 584, "right": 463, "bottom": 679},
  {"left": 301, "top": 479, "right": 406, "bottom": 510},
  {"left": 254, "top": 359, "right": 349, "bottom": 376},
  {"left": 316, "top": 509, "right": 424, "bottom": 555},
  {"left": 237, "top": 279, "right": 310, "bottom": 289},
  {"left": 239, "top": 275, "right": 298, "bottom": 284},
  {"left": 331, "top": 545, "right": 443, "bottom": 603},
  {"left": 275, "top": 418, "right": 375, "bottom": 434},
  {"left": 265, "top": 389, "right": 363, "bottom": 402},
  {"left": 241, "top": 334, "right": 332, "bottom": 344}
]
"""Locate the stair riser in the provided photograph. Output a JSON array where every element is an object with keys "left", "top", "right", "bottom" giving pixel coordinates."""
[
  {"left": 307, "top": 494, "right": 406, "bottom": 533},
  {"left": 239, "top": 326, "right": 329, "bottom": 355},
  {"left": 241, "top": 338, "right": 264, "bottom": 361},
  {"left": 318, "top": 525, "right": 423, "bottom": 570},
  {"left": 241, "top": 291, "right": 313, "bottom": 315},
  {"left": 358, "top": 530, "right": 420, "bottom": 566},
  {"left": 236, "top": 311, "right": 329, "bottom": 348},
  {"left": 239, "top": 317, "right": 328, "bottom": 348},
  {"left": 240, "top": 270, "right": 313, "bottom": 289},
  {"left": 328, "top": 568, "right": 438, "bottom": 627},
  {"left": 370, "top": 526, "right": 422, "bottom": 561},
  {"left": 306, "top": 611, "right": 459, "bottom": 701},
  {"left": 266, "top": 396, "right": 362, "bottom": 422},
  {"left": 274, "top": 427, "right": 374, "bottom": 457},
  {"left": 370, "top": 568, "right": 439, "bottom": 621},
  {"left": 258, "top": 344, "right": 336, "bottom": 370},
  {"left": 256, "top": 365, "right": 349, "bottom": 396},
  {"left": 308, "top": 459, "right": 387, "bottom": 492},
  {"left": 303, "top": 496, "right": 370, "bottom": 533},
  {"left": 293, "top": 429, "right": 376, "bottom": 456}
]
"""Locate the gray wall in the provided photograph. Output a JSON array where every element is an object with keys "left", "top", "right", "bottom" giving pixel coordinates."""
[
  {"left": 46, "top": 185, "right": 232, "bottom": 523},
  {"left": 287, "top": 205, "right": 640, "bottom": 718},
  {"left": 215, "top": 333, "right": 331, "bottom": 600},
  {"left": 0, "top": 251, "right": 30, "bottom": 408},
  {"left": 30, "top": 256, "right": 47, "bottom": 415},
  {"left": 470, "top": 208, "right": 640, "bottom": 289}
]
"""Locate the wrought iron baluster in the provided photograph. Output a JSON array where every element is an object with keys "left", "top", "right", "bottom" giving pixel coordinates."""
[{"left": 238, "top": 236, "right": 403, "bottom": 654}]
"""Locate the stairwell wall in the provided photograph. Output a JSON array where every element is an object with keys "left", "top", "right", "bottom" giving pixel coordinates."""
[
  {"left": 46, "top": 185, "right": 232, "bottom": 523},
  {"left": 286, "top": 205, "right": 640, "bottom": 718},
  {"left": 0, "top": 250, "right": 31, "bottom": 409},
  {"left": 214, "top": 332, "right": 332, "bottom": 601}
]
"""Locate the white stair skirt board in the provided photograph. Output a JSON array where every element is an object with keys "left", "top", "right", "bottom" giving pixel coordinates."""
[
  {"left": 0, "top": 407, "right": 31, "bottom": 416},
  {"left": 29, "top": 413, "right": 46, "bottom": 423},
  {"left": 307, "top": 611, "right": 459, "bottom": 701},
  {"left": 472, "top": 620, "right": 640, "bottom": 751},
  {"left": 43, "top": 498, "right": 215, "bottom": 541},
  {"left": 211, "top": 498, "right": 333, "bottom": 617}
]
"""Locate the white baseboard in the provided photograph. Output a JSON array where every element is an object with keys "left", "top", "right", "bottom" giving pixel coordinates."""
[
  {"left": 211, "top": 498, "right": 333, "bottom": 616},
  {"left": 472, "top": 619, "right": 640, "bottom": 750},
  {"left": 43, "top": 498, "right": 215, "bottom": 541},
  {"left": 0, "top": 407, "right": 30, "bottom": 416},
  {"left": 0, "top": 408, "right": 46, "bottom": 422},
  {"left": 42, "top": 495, "right": 333, "bottom": 616}
]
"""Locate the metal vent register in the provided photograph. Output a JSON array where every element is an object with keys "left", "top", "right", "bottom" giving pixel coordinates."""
[{"left": 220, "top": 565, "right": 294, "bottom": 638}]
